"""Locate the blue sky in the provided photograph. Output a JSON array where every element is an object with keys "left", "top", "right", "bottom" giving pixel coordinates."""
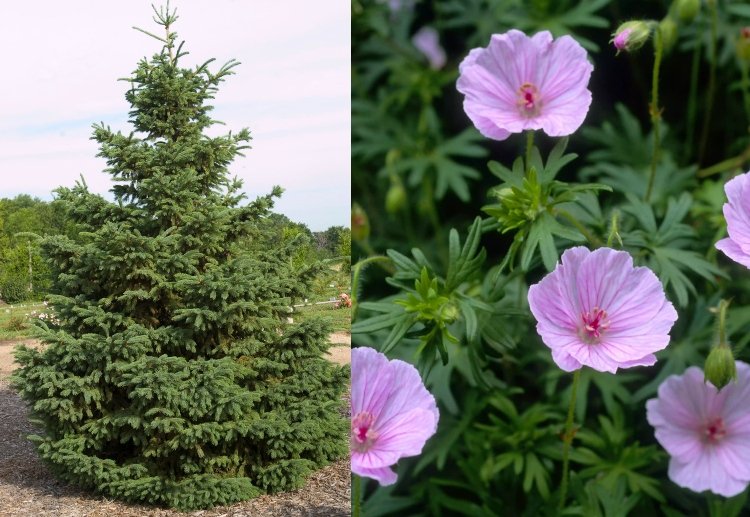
[{"left": 0, "top": 1, "right": 350, "bottom": 231}]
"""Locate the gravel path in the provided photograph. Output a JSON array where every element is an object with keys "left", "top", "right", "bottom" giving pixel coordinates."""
[{"left": 0, "top": 335, "right": 351, "bottom": 516}]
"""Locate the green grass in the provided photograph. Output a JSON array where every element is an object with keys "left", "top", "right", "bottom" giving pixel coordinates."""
[
  {"left": 294, "top": 303, "right": 351, "bottom": 333},
  {"left": 0, "top": 301, "right": 47, "bottom": 340}
]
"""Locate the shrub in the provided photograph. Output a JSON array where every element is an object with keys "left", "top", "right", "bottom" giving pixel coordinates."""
[{"left": 0, "top": 277, "right": 29, "bottom": 304}]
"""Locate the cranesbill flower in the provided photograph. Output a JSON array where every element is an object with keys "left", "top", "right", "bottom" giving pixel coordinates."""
[
  {"left": 351, "top": 347, "right": 439, "bottom": 485},
  {"left": 412, "top": 26, "right": 446, "bottom": 70},
  {"left": 456, "top": 30, "right": 593, "bottom": 141},
  {"left": 716, "top": 171, "right": 750, "bottom": 268},
  {"left": 646, "top": 362, "right": 750, "bottom": 497},
  {"left": 528, "top": 247, "right": 677, "bottom": 373}
]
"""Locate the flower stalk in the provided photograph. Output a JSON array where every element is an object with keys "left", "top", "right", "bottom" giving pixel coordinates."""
[
  {"left": 559, "top": 368, "right": 581, "bottom": 511},
  {"left": 525, "top": 130, "right": 534, "bottom": 174},
  {"left": 645, "top": 25, "right": 663, "bottom": 203},
  {"left": 704, "top": 300, "right": 737, "bottom": 390},
  {"left": 698, "top": 0, "right": 719, "bottom": 164},
  {"left": 353, "top": 474, "right": 363, "bottom": 517}
]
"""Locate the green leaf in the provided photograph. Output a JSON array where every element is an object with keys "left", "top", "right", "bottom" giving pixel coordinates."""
[{"left": 381, "top": 313, "right": 417, "bottom": 354}]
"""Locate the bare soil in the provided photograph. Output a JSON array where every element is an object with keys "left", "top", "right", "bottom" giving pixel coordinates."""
[
  {"left": 0, "top": 335, "right": 351, "bottom": 516},
  {"left": 0, "top": 339, "right": 42, "bottom": 377},
  {"left": 326, "top": 332, "right": 351, "bottom": 365}
]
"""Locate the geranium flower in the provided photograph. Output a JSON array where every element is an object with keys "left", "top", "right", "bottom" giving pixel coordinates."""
[
  {"left": 528, "top": 247, "right": 677, "bottom": 373},
  {"left": 351, "top": 347, "right": 439, "bottom": 485},
  {"left": 716, "top": 171, "right": 750, "bottom": 268},
  {"left": 412, "top": 26, "right": 446, "bottom": 70},
  {"left": 646, "top": 362, "right": 750, "bottom": 497},
  {"left": 456, "top": 30, "right": 593, "bottom": 141}
]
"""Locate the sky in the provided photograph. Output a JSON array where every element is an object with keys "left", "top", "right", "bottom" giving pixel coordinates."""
[{"left": 0, "top": 1, "right": 350, "bottom": 231}]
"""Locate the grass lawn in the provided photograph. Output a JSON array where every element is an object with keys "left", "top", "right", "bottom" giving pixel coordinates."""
[
  {"left": 0, "top": 300, "right": 352, "bottom": 340},
  {"left": 294, "top": 303, "right": 351, "bottom": 333},
  {"left": 0, "top": 302, "right": 47, "bottom": 341}
]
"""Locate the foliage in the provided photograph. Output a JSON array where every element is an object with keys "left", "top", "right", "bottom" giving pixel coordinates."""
[
  {"left": 0, "top": 276, "right": 30, "bottom": 304},
  {"left": 11, "top": 6, "right": 347, "bottom": 511},
  {"left": 353, "top": 0, "right": 750, "bottom": 514},
  {"left": 2, "top": 314, "right": 28, "bottom": 332}
]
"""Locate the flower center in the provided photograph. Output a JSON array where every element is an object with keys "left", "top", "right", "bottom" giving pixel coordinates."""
[
  {"left": 580, "top": 307, "right": 610, "bottom": 343},
  {"left": 351, "top": 411, "right": 379, "bottom": 452},
  {"left": 704, "top": 417, "right": 727, "bottom": 444},
  {"left": 517, "top": 82, "right": 541, "bottom": 116}
]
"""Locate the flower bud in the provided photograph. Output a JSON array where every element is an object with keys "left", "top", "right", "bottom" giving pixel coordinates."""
[
  {"left": 738, "top": 28, "right": 750, "bottom": 62},
  {"left": 440, "top": 302, "right": 459, "bottom": 324},
  {"left": 704, "top": 343, "right": 737, "bottom": 390},
  {"left": 351, "top": 203, "right": 370, "bottom": 242},
  {"left": 385, "top": 180, "right": 406, "bottom": 214},
  {"left": 611, "top": 21, "right": 651, "bottom": 54},
  {"left": 675, "top": 0, "right": 700, "bottom": 23},
  {"left": 659, "top": 17, "right": 678, "bottom": 53}
]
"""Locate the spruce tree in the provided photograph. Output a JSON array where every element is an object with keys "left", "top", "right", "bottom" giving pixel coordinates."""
[{"left": 11, "top": 5, "right": 348, "bottom": 511}]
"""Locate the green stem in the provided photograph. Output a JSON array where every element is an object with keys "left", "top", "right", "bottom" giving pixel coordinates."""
[
  {"left": 697, "top": 144, "right": 750, "bottom": 177},
  {"left": 698, "top": 1, "right": 719, "bottom": 165},
  {"left": 741, "top": 61, "right": 750, "bottom": 128},
  {"left": 717, "top": 299, "right": 730, "bottom": 346},
  {"left": 684, "top": 39, "right": 701, "bottom": 164},
  {"left": 423, "top": 178, "right": 448, "bottom": 267},
  {"left": 558, "top": 368, "right": 581, "bottom": 512},
  {"left": 556, "top": 209, "right": 600, "bottom": 247},
  {"left": 353, "top": 474, "right": 363, "bottom": 517},
  {"left": 645, "top": 27, "right": 663, "bottom": 203},
  {"left": 525, "top": 130, "right": 535, "bottom": 173}
]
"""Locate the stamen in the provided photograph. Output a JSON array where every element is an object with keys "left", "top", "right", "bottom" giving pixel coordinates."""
[
  {"left": 351, "top": 412, "right": 379, "bottom": 452},
  {"left": 517, "top": 82, "right": 541, "bottom": 116},
  {"left": 705, "top": 417, "right": 727, "bottom": 443},
  {"left": 580, "top": 307, "right": 610, "bottom": 343}
]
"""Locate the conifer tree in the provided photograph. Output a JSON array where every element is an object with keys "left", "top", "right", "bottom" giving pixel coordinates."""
[{"left": 11, "top": 4, "right": 348, "bottom": 511}]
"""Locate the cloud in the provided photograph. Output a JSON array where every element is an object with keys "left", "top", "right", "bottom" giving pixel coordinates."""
[{"left": 0, "top": 0, "right": 350, "bottom": 231}]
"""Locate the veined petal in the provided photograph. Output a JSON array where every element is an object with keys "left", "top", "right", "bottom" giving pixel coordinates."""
[{"left": 457, "top": 30, "right": 592, "bottom": 139}]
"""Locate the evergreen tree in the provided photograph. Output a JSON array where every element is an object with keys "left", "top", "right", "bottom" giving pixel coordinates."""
[{"left": 11, "top": 5, "right": 348, "bottom": 511}]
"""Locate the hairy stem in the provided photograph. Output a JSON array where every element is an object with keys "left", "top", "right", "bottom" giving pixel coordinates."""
[
  {"left": 558, "top": 368, "right": 581, "bottom": 512},
  {"left": 717, "top": 299, "right": 730, "bottom": 346},
  {"left": 697, "top": 143, "right": 750, "bottom": 177},
  {"left": 353, "top": 474, "right": 362, "bottom": 517},
  {"left": 742, "top": 61, "right": 750, "bottom": 128},
  {"left": 525, "top": 130, "right": 535, "bottom": 173},
  {"left": 556, "top": 209, "right": 600, "bottom": 247},
  {"left": 684, "top": 39, "right": 701, "bottom": 164},
  {"left": 698, "top": 1, "right": 719, "bottom": 165},
  {"left": 645, "top": 27, "right": 663, "bottom": 203}
]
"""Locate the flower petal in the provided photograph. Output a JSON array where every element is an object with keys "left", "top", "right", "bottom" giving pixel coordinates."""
[
  {"left": 351, "top": 347, "right": 394, "bottom": 417},
  {"left": 352, "top": 464, "right": 398, "bottom": 486},
  {"left": 668, "top": 451, "right": 749, "bottom": 497},
  {"left": 457, "top": 30, "right": 591, "bottom": 138},
  {"left": 375, "top": 359, "right": 439, "bottom": 433}
]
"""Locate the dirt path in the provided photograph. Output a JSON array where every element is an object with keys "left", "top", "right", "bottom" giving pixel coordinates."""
[
  {"left": 0, "top": 339, "right": 42, "bottom": 377},
  {"left": 326, "top": 332, "right": 351, "bottom": 366}
]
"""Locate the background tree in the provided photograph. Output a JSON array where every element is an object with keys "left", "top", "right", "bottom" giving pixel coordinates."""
[
  {"left": 0, "top": 195, "right": 68, "bottom": 302},
  {"left": 12, "top": 5, "right": 347, "bottom": 511}
]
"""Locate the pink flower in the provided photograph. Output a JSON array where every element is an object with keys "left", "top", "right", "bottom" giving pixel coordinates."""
[
  {"left": 528, "top": 247, "right": 677, "bottom": 373},
  {"left": 412, "top": 26, "right": 446, "bottom": 70},
  {"left": 456, "top": 30, "right": 593, "bottom": 141},
  {"left": 613, "top": 28, "right": 632, "bottom": 51},
  {"left": 646, "top": 362, "right": 750, "bottom": 497},
  {"left": 351, "top": 347, "right": 439, "bottom": 485},
  {"left": 716, "top": 172, "right": 750, "bottom": 268}
]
